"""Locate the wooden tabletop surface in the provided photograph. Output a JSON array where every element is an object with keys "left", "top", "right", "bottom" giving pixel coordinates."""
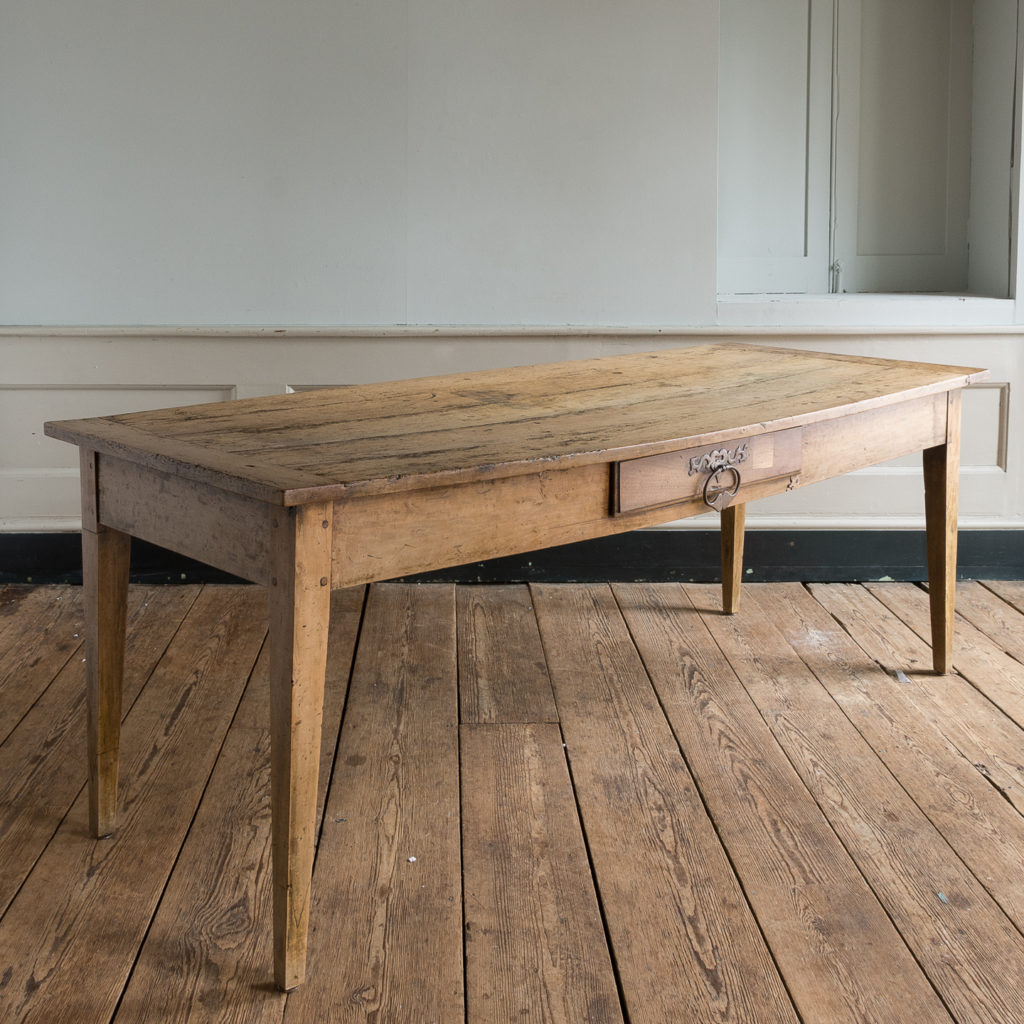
[{"left": 44, "top": 343, "right": 986, "bottom": 506}]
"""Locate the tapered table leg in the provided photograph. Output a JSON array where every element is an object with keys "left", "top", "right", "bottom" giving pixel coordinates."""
[
  {"left": 80, "top": 450, "right": 131, "bottom": 838},
  {"left": 268, "top": 502, "right": 334, "bottom": 991},
  {"left": 923, "top": 391, "right": 962, "bottom": 675},
  {"left": 721, "top": 502, "right": 746, "bottom": 614}
]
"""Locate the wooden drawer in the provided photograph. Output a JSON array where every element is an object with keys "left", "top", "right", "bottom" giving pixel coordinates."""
[{"left": 613, "top": 427, "right": 803, "bottom": 515}]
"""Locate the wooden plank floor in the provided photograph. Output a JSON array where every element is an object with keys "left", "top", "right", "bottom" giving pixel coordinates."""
[{"left": 2, "top": 580, "right": 1024, "bottom": 1023}]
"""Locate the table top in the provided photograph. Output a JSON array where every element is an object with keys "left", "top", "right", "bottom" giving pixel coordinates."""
[{"left": 45, "top": 343, "right": 987, "bottom": 507}]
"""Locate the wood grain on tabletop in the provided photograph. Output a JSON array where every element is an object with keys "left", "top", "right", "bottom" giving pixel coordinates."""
[{"left": 43, "top": 345, "right": 986, "bottom": 503}]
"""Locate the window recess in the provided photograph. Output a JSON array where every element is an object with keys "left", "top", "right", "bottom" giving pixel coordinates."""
[{"left": 718, "top": 0, "right": 1018, "bottom": 299}]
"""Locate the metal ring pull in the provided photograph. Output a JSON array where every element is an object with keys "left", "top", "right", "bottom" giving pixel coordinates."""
[
  {"left": 702, "top": 465, "right": 741, "bottom": 511},
  {"left": 689, "top": 442, "right": 748, "bottom": 511}
]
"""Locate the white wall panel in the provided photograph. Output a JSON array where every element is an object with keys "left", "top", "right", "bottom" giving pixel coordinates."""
[
  {"left": 834, "top": 0, "right": 973, "bottom": 292},
  {"left": 718, "top": 0, "right": 833, "bottom": 294},
  {"left": 0, "top": 1, "right": 409, "bottom": 326},
  {"left": 2, "top": 329, "right": 1018, "bottom": 533},
  {"left": 719, "top": 0, "right": 812, "bottom": 259},
  {"left": 968, "top": 0, "right": 1017, "bottom": 297},
  {"left": 0, "top": 384, "right": 234, "bottom": 524},
  {"left": 404, "top": 0, "right": 716, "bottom": 325},
  {"left": 0, "top": 386, "right": 234, "bottom": 469},
  {"left": 0, "top": 0, "right": 714, "bottom": 327},
  {"left": 856, "top": 0, "right": 954, "bottom": 257}
]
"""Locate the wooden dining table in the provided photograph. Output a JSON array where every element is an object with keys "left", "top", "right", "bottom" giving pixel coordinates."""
[{"left": 44, "top": 342, "right": 987, "bottom": 990}]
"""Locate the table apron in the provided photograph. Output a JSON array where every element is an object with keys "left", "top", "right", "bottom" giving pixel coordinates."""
[
  {"left": 96, "top": 455, "right": 272, "bottom": 585},
  {"left": 799, "top": 391, "right": 948, "bottom": 482},
  {"left": 329, "top": 392, "right": 948, "bottom": 587},
  {"left": 92, "top": 390, "right": 947, "bottom": 589}
]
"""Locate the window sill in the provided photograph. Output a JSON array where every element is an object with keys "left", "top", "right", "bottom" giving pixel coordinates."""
[{"left": 716, "top": 293, "right": 1018, "bottom": 330}]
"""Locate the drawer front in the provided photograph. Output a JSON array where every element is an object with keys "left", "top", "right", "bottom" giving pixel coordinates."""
[{"left": 614, "top": 428, "right": 802, "bottom": 515}]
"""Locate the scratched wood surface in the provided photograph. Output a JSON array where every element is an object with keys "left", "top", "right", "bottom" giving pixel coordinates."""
[
  {"left": 43, "top": 344, "right": 985, "bottom": 504},
  {"left": 2, "top": 580, "right": 1024, "bottom": 1023}
]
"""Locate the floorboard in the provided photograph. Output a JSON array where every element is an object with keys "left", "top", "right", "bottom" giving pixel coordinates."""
[
  {"left": 954, "top": 581, "right": 1024, "bottom": 667},
  {"left": 461, "top": 723, "right": 621, "bottom": 1024},
  {"left": 694, "top": 582, "right": 1024, "bottom": 1024},
  {"left": 867, "top": 582, "right": 1024, "bottom": 731},
  {"left": 2, "top": 580, "right": 1024, "bottom": 1024},
  {"left": 0, "top": 586, "right": 199, "bottom": 916},
  {"left": 763, "top": 584, "right": 1024, "bottom": 933},
  {"left": 283, "top": 584, "right": 463, "bottom": 1024},
  {"left": 984, "top": 579, "right": 1024, "bottom": 616},
  {"left": 458, "top": 584, "right": 617, "bottom": 1023},
  {"left": 457, "top": 585, "right": 558, "bottom": 725},
  {"left": 812, "top": 583, "right": 1024, "bottom": 816},
  {"left": 114, "top": 587, "right": 364, "bottom": 1024},
  {"left": 0, "top": 586, "right": 265, "bottom": 1024},
  {"left": 532, "top": 583, "right": 799, "bottom": 1024},
  {"left": 614, "top": 582, "right": 949, "bottom": 1024},
  {"left": 0, "top": 586, "right": 85, "bottom": 744}
]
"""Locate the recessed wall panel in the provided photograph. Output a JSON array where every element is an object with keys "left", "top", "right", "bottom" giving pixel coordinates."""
[
  {"left": 0, "top": 386, "right": 234, "bottom": 470},
  {"left": 856, "top": 0, "right": 952, "bottom": 257},
  {"left": 719, "top": 0, "right": 812, "bottom": 260}
]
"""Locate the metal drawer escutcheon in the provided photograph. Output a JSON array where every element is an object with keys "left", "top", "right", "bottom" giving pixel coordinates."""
[
  {"left": 688, "top": 444, "right": 748, "bottom": 511},
  {"left": 612, "top": 428, "right": 802, "bottom": 516}
]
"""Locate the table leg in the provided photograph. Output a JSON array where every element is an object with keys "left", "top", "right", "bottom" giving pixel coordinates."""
[
  {"left": 923, "top": 390, "right": 962, "bottom": 675},
  {"left": 268, "top": 502, "right": 334, "bottom": 991},
  {"left": 721, "top": 502, "right": 746, "bottom": 614},
  {"left": 80, "top": 450, "right": 131, "bottom": 838}
]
